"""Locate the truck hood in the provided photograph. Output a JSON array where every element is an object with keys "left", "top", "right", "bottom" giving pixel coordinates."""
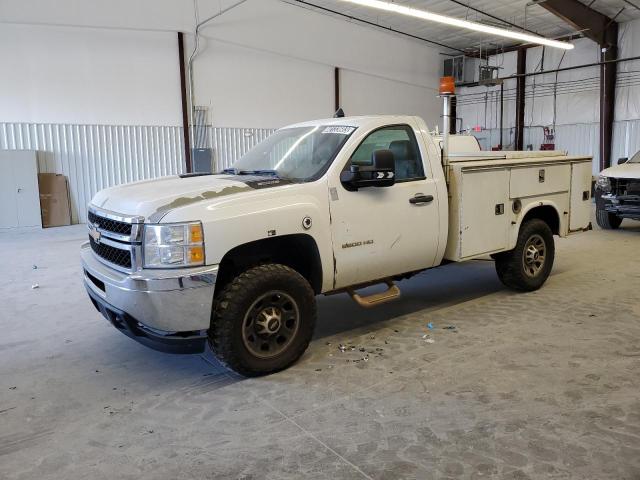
[
  {"left": 90, "top": 174, "right": 294, "bottom": 222},
  {"left": 600, "top": 162, "right": 640, "bottom": 179}
]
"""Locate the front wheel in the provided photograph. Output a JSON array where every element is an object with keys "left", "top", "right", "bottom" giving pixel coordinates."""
[
  {"left": 495, "top": 219, "right": 555, "bottom": 292},
  {"left": 596, "top": 205, "right": 622, "bottom": 230},
  {"left": 209, "top": 264, "right": 316, "bottom": 376}
]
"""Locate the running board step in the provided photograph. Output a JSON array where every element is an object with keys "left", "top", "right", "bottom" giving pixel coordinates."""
[{"left": 348, "top": 280, "right": 401, "bottom": 308}]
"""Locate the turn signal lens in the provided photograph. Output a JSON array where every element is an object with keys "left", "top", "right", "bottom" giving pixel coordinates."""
[
  {"left": 188, "top": 246, "right": 205, "bottom": 263},
  {"left": 190, "top": 224, "right": 204, "bottom": 243}
]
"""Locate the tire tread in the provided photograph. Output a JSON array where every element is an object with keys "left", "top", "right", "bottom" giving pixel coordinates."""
[
  {"left": 209, "top": 263, "right": 316, "bottom": 377},
  {"left": 596, "top": 207, "right": 622, "bottom": 229},
  {"left": 495, "top": 219, "right": 555, "bottom": 292}
]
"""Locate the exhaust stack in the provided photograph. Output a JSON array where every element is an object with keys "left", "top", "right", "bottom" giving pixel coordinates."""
[{"left": 439, "top": 76, "right": 455, "bottom": 183}]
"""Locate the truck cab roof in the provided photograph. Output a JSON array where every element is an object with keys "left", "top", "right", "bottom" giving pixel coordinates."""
[{"left": 283, "top": 115, "right": 422, "bottom": 130}]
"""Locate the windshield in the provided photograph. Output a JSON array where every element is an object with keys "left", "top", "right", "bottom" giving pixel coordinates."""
[
  {"left": 227, "top": 126, "right": 355, "bottom": 181},
  {"left": 629, "top": 151, "right": 640, "bottom": 163}
]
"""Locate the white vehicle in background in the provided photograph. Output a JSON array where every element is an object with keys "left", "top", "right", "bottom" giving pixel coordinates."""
[
  {"left": 595, "top": 152, "right": 640, "bottom": 229},
  {"left": 81, "top": 115, "right": 593, "bottom": 376}
]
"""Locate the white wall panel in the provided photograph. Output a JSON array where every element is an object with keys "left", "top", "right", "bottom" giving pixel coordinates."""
[
  {"left": 616, "top": 19, "right": 640, "bottom": 121},
  {"left": 188, "top": 0, "right": 443, "bottom": 129},
  {"left": 192, "top": 39, "right": 335, "bottom": 129},
  {"left": 341, "top": 70, "right": 441, "bottom": 127},
  {"left": 524, "top": 39, "right": 601, "bottom": 127},
  {"left": 0, "top": 24, "right": 182, "bottom": 126}
]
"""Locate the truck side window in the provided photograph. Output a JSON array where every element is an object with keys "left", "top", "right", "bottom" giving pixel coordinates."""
[{"left": 349, "top": 125, "right": 425, "bottom": 181}]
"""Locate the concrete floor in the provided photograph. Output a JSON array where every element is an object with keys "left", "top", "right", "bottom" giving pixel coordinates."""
[{"left": 1, "top": 213, "right": 640, "bottom": 480}]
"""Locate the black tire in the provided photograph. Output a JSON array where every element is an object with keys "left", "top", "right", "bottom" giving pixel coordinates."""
[
  {"left": 596, "top": 206, "right": 622, "bottom": 230},
  {"left": 495, "top": 219, "right": 555, "bottom": 292},
  {"left": 209, "top": 264, "right": 316, "bottom": 376}
]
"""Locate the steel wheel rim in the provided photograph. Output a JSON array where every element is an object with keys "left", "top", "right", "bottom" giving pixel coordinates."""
[
  {"left": 522, "top": 234, "right": 546, "bottom": 278},
  {"left": 242, "top": 290, "right": 300, "bottom": 359}
]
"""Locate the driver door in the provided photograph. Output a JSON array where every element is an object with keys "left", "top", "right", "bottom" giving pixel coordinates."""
[{"left": 328, "top": 123, "right": 440, "bottom": 289}]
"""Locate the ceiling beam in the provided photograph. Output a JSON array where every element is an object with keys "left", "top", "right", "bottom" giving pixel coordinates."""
[{"left": 538, "top": 0, "right": 617, "bottom": 46}]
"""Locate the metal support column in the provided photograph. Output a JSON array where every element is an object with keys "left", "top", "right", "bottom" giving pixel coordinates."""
[
  {"left": 334, "top": 67, "right": 340, "bottom": 112},
  {"left": 515, "top": 48, "right": 527, "bottom": 151},
  {"left": 600, "top": 34, "right": 618, "bottom": 170},
  {"left": 500, "top": 82, "right": 504, "bottom": 149},
  {"left": 177, "top": 32, "right": 192, "bottom": 173}
]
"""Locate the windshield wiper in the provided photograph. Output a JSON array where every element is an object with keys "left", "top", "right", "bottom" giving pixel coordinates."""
[{"left": 222, "top": 168, "right": 279, "bottom": 177}]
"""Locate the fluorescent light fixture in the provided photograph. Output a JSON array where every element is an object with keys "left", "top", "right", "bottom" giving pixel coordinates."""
[{"left": 338, "top": 0, "right": 574, "bottom": 50}]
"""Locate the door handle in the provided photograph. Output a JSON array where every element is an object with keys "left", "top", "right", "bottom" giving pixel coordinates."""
[{"left": 409, "top": 194, "right": 433, "bottom": 205}]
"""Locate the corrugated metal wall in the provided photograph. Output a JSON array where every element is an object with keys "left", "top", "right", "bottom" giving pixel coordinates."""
[
  {"left": 0, "top": 123, "right": 274, "bottom": 224},
  {"left": 612, "top": 120, "right": 640, "bottom": 164},
  {"left": 471, "top": 123, "right": 603, "bottom": 173},
  {"left": 207, "top": 127, "right": 275, "bottom": 171}
]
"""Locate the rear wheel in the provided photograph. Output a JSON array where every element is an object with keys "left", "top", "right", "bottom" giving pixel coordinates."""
[
  {"left": 209, "top": 264, "right": 316, "bottom": 376},
  {"left": 596, "top": 205, "right": 622, "bottom": 229},
  {"left": 495, "top": 219, "right": 555, "bottom": 292}
]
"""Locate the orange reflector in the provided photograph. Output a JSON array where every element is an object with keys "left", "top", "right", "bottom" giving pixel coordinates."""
[
  {"left": 439, "top": 76, "right": 455, "bottom": 95},
  {"left": 188, "top": 246, "right": 204, "bottom": 263},
  {"left": 190, "top": 224, "right": 203, "bottom": 243}
]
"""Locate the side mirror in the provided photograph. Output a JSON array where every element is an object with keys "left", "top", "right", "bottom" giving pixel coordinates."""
[
  {"left": 618, "top": 157, "right": 629, "bottom": 165},
  {"left": 340, "top": 149, "right": 395, "bottom": 190}
]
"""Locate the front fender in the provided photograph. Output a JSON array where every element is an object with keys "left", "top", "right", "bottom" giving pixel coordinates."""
[{"left": 160, "top": 179, "right": 334, "bottom": 292}]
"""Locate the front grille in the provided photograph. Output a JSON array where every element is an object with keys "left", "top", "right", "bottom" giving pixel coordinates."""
[
  {"left": 88, "top": 210, "right": 132, "bottom": 236},
  {"left": 612, "top": 178, "right": 640, "bottom": 196},
  {"left": 89, "top": 237, "right": 132, "bottom": 269}
]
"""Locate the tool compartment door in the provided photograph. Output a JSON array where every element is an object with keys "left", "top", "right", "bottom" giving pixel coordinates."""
[
  {"left": 460, "top": 168, "right": 510, "bottom": 258},
  {"left": 569, "top": 160, "right": 592, "bottom": 231},
  {"left": 510, "top": 164, "right": 570, "bottom": 198}
]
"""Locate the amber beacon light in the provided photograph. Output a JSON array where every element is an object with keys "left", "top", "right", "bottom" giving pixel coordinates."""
[{"left": 439, "top": 76, "right": 455, "bottom": 96}]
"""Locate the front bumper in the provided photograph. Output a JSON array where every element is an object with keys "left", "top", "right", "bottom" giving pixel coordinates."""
[
  {"left": 81, "top": 242, "right": 217, "bottom": 354},
  {"left": 598, "top": 191, "right": 640, "bottom": 220}
]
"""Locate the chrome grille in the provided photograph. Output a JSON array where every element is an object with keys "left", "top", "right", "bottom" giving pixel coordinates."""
[
  {"left": 88, "top": 210, "right": 132, "bottom": 236},
  {"left": 87, "top": 206, "right": 143, "bottom": 272},
  {"left": 89, "top": 237, "right": 132, "bottom": 269}
]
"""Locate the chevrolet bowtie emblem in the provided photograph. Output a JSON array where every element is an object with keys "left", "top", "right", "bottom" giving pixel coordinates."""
[{"left": 89, "top": 224, "right": 102, "bottom": 244}]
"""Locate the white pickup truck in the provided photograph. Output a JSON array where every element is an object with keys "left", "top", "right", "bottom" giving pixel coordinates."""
[{"left": 82, "top": 115, "right": 592, "bottom": 376}]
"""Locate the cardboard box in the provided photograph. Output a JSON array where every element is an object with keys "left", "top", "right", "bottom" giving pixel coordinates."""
[{"left": 38, "top": 173, "right": 71, "bottom": 227}]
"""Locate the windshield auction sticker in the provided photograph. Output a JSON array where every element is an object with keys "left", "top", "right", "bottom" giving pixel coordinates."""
[{"left": 322, "top": 126, "right": 356, "bottom": 135}]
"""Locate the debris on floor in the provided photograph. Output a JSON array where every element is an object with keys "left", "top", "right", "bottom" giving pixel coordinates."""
[
  {"left": 421, "top": 333, "right": 436, "bottom": 344},
  {"left": 32, "top": 265, "right": 38, "bottom": 269},
  {"left": 427, "top": 322, "right": 434, "bottom": 329},
  {"left": 335, "top": 336, "right": 387, "bottom": 364},
  {"left": 31, "top": 283, "right": 39, "bottom": 289}
]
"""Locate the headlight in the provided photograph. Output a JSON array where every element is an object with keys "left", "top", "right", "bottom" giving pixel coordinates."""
[
  {"left": 143, "top": 222, "right": 205, "bottom": 268},
  {"left": 596, "top": 175, "right": 611, "bottom": 193}
]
